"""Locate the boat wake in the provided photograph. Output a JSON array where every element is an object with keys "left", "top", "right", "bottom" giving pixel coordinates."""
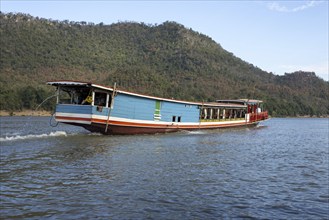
[
  {"left": 255, "top": 124, "right": 268, "bottom": 129},
  {"left": 185, "top": 130, "right": 207, "bottom": 135},
  {"left": 0, "top": 131, "right": 68, "bottom": 142}
]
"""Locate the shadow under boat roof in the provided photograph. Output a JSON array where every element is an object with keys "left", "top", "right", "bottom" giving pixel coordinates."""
[
  {"left": 216, "top": 99, "right": 263, "bottom": 105},
  {"left": 48, "top": 81, "right": 259, "bottom": 108}
]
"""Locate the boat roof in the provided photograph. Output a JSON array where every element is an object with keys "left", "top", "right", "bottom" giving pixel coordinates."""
[
  {"left": 48, "top": 80, "right": 252, "bottom": 108},
  {"left": 216, "top": 99, "right": 263, "bottom": 104}
]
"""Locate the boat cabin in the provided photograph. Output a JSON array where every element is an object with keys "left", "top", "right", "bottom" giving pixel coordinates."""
[
  {"left": 56, "top": 82, "right": 113, "bottom": 107},
  {"left": 216, "top": 99, "right": 268, "bottom": 122}
]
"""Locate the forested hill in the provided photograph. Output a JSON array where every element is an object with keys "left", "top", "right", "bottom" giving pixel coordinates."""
[{"left": 0, "top": 12, "right": 328, "bottom": 116}]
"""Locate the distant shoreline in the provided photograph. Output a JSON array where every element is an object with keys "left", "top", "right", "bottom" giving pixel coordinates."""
[
  {"left": 0, "top": 110, "right": 327, "bottom": 118},
  {"left": 0, "top": 110, "right": 52, "bottom": 117}
]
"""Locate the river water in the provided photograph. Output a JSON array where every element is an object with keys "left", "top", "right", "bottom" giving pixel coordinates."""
[{"left": 0, "top": 117, "right": 328, "bottom": 219}]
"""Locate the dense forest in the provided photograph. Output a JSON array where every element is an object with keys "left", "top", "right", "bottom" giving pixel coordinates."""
[{"left": 0, "top": 12, "right": 328, "bottom": 116}]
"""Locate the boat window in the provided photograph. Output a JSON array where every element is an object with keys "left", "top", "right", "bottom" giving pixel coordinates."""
[
  {"left": 58, "top": 87, "right": 91, "bottom": 105},
  {"left": 228, "top": 109, "right": 233, "bottom": 119},
  {"left": 199, "top": 107, "right": 247, "bottom": 121},
  {"left": 94, "top": 92, "right": 107, "bottom": 107},
  {"left": 58, "top": 88, "right": 71, "bottom": 104},
  {"left": 172, "top": 116, "right": 176, "bottom": 122},
  {"left": 213, "top": 109, "right": 218, "bottom": 119},
  {"left": 207, "top": 108, "right": 211, "bottom": 119},
  {"left": 177, "top": 116, "right": 181, "bottom": 122},
  {"left": 203, "top": 108, "right": 207, "bottom": 119},
  {"left": 107, "top": 94, "right": 112, "bottom": 108},
  {"left": 79, "top": 89, "right": 93, "bottom": 105}
]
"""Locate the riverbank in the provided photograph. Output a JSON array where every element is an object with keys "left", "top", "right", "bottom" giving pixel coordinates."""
[
  {"left": 0, "top": 110, "right": 52, "bottom": 117},
  {"left": 0, "top": 110, "right": 327, "bottom": 118}
]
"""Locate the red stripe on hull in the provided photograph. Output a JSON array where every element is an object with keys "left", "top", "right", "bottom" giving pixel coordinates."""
[
  {"left": 80, "top": 121, "right": 257, "bottom": 135},
  {"left": 92, "top": 118, "right": 251, "bottom": 129},
  {"left": 57, "top": 116, "right": 260, "bottom": 135}
]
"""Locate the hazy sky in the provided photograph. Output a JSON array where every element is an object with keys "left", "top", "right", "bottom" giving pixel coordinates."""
[{"left": 1, "top": 0, "right": 328, "bottom": 80}]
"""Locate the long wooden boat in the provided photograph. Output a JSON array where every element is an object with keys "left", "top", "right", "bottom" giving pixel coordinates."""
[{"left": 48, "top": 81, "right": 268, "bottom": 135}]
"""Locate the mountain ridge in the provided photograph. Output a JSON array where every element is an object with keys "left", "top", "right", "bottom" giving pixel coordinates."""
[{"left": 0, "top": 12, "right": 328, "bottom": 116}]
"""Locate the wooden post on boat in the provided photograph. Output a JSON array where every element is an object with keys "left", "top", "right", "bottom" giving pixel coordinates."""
[
  {"left": 199, "top": 101, "right": 204, "bottom": 128},
  {"left": 105, "top": 83, "right": 117, "bottom": 133},
  {"left": 245, "top": 99, "right": 249, "bottom": 124}
]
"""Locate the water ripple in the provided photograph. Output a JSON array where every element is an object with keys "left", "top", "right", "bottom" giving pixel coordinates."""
[{"left": 0, "top": 117, "right": 328, "bottom": 219}]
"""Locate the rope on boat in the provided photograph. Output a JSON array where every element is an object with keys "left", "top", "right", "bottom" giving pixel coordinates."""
[
  {"left": 33, "top": 92, "right": 58, "bottom": 113},
  {"left": 32, "top": 91, "right": 59, "bottom": 127},
  {"left": 49, "top": 112, "right": 59, "bottom": 127}
]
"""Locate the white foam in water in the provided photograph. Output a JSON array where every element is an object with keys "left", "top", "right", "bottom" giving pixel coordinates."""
[
  {"left": 87, "top": 132, "right": 103, "bottom": 136},
  {"left": 186, "top": 130, "right": 206, "bottom": 135},
  {"left": 0, "top": 131, "right": 68, "bottom": 142},
  {"left": 256, "top": 124, "right": 267, "bottom": 129}
]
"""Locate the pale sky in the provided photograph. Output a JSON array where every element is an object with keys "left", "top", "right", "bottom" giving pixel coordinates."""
[{"left": 1, "top": 0, "right": 328, "bottom": 80}]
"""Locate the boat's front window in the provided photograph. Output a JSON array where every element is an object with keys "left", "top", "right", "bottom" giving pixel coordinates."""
[{"left": 58, "top": 87, "right": 92, "bottom": 105}]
